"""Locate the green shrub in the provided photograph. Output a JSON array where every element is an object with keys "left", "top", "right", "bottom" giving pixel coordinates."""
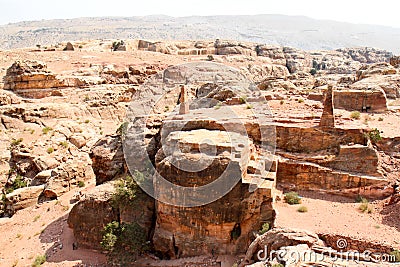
[
  {"left": 117, "top": 122, "right": 129, "bottom": 136},
  {"left": 111, "top": 172, "right": 145, "bottom": 209},
  {"left": 42, "top": 127, "right": 53, "bottom": 135},
  {"left": 359, "top": 202, "right": 373, "bottom": 213},
  {"left": 350, "top": 111, "right": 361, "bottom": 120},
  {"left": 239, "top": 96, "right": 247, "bottom": 104},
  {"left": 84, "top": 119, "right": 90, "bottom": 124},
  {"left": 284, "top": 192, "right": 301, "bottom": 205},
  {"left": 259, "top": 222, "right": 270, "bottom": 235},
  {"left": 390, "top": 250, "right": 400, "bottom": 262},
  {"left": 32, "top": 255, "right": 46, "bottom": 267},
  {"left": 297, "top": 206, "right": 308, "bottom": 213},
  {"left": 78, "top": 181, "right": 85, "bottom": 188},
  {"left": 59, "top": 141, "right": 69, "bottom": 148},
  {"left": 246, "top": 104, "right": 253, "bottom": 109},
  {"left": 11, "top": 175, "right": 27, "bottom": 191},
  {"left": 47, "top": 147, "right": 54, "bottom": 154},
  {"left": 355, "top": 195, "right": 369, "bottom": 203},
  {"left": 367, "top": 128, "right": 382, "bottom": 143},
  {"left": 10, "top": 138, "right": 23, "bottom": 147},
  {"left": 272, "top": 264, "right": 284, "bottom": 267},
  {"left": 101, "top": 221, "right": 149, "bottom": 263},
  {"left": 298, "top": 98, "right": 304, "bottom": 103}
]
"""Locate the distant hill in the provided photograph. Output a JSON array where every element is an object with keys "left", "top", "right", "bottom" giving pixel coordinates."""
[{"left": 1, "top": 14, "right": 400, "bottom": 53}]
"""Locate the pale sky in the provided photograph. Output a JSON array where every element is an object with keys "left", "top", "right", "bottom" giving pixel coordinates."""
[{"left": 0, "top": 0, "right": 400, "bottom": 28}]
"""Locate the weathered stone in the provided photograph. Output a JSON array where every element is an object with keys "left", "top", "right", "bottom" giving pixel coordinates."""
[
  {"left": 64, "top": 42, "right": 74, "bottom": 51},
  {"left": 334, "top": 89, "right": 388, "bottom": 112},
  {"left": 69, "top": 134, "right": 87, "bottom": 149},
  {"left": 67, "top": 183, "right": 118, "bottom": 250},
  {"left": 90, "top": 135, "right": 125, "bottom": 185},
  {"left": 319, "top": 85, "right": 335, "bottom": 128},
  {"left": 3, "top": 60, "right": 67, "bottom": 98},
  {"left": 4, "top": 185, "right": 45, "bottom": 216}
]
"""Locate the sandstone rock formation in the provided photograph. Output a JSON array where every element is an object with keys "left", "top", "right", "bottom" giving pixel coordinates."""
[
  {"left": 3, "top": 60, "right": 66, "bottom": 98},
  {"left": 319, "top": 85, "right": 335, "bottom": 128}
]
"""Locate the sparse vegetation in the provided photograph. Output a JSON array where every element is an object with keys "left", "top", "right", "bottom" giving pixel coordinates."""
[
  {"left": 10, "top": 138, "right": 23, "bottom": 147},
  {"left": 378, "top": 117, "right": 384, "bottom": 121},
  {"left": 31, "top": 255, "right": 46, "bottom": 267},
  {"left": 214, "top": 102, "right": 222, "bottom": 110},
  {"left": 101, "top": 221, "right": 149, "bottom": 264},
  {"left": 366, "top": 128, "right": 382, "bottom": 143},
  {"left": 33, "top": 215, "right": 41, "bottom": 222},
  {"left": 297, "top": 206, "right": 308, "bottom": 213},
  {"left": 246, "top": 104, "right": 253, "bottom": 109},
  {"left": 78, "top": 181, "right": 85, "bottom": 188},
  {"left": 272, "top": 264, "right": 284, "bottom": 267},
  {"left": 259, "top": 222, "right": 270, "bottom": 235},
  {"left": 111, "top": 173, "right": 144, "bottom": 208},
  {"left": 84, "top": 119, "right": 90, "bottom": 124},
  {"left": 59, "top": 141, "right": 69, "bottom": 148},
  {"left": 42, "top": 127, "right": 53, "bottom": 135},
  {"left": 284, "top": 192, "right": 301, "bottom": 205},
  {"left": 350, "top": 111, "right": 361, "bottom": 120},
  {"left": 117, "top": 122, "right": 129, "bottom": 136},
  {"left": 16, "top": 233, "right": 22, "bottom": 239},
  {"left": 239, "top": 95, "right": 247, "bottom": 104},
  {"left": 359, "top": 200, "right": 373, "bottom": 213},
  {"left": 206, "top": 55, "right": 214, "bottom": 61},
  {"left": 47, "top": 147, "right": 54, "bottom": 154},
  {"left": 355, "top": 195, "right": 369, "bottom": 203},
  {"left": 280, "top": 100, "right": 285, "bottom": 105},
  {"left": 7, "top": 175, "right": 28, "bottom": 193},
  {"left": 390, "top": 250, "right": 400, "bottom": 262}
]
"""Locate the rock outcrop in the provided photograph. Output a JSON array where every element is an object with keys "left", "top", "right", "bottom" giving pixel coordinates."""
[
  {"left": 90, "top": 135, "right": 125, "bottom": 185},
  {"left": 319, "top": 85, "right": 335, "bottom": 128},
  {"left": 3, "top": 60, "right": 67, "bottom": 98}
]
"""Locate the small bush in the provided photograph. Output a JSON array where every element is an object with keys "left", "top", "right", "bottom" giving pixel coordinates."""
[
  {"left": 33, "top": 215, "right": 40, "bottom": 222},
  {"left": 298, "top": 98, "right": 304, "bottom": 103},
  {"left": 32, "top": 255, "right": 46, "bottom": 267},
  {"left": 117, "top": 122, "right": 129, "bottom": 136},
  {"left": 390, "top": 250, "right": 400, "bottom": 262},
  {"left": 297, "top": 206, "right": 308, "bottom": 213},
  {"left": 84, "top": 119, "right": 90, "bottom": 124},
  {"left": 355, "top": 195, "right": 369, "bottom": 203},
  {"left": 350, "top": 111, "right": 361, "bottom": 120},
  {"left": 206, "top": 55, "right": 214, "bottom": 61},
  {"left": 259, "top": 222, "right": 270, "bottom": 235},
  {"left": 378, "top": 117, "right": 384, "bottom": 121},
  {"left": 11, "top": 175, "right": 27, "bottom": 191},
  {"left": 42, "top": 127, "right": 53, "bottom": 135},
  {"left": 47, "top": 147, "right": 54, "bottom": 154},
  {"left": 78, "top": 181, "right": 85, "bottom": 188},
  {"left": 272, "top": 264, "right": 284, "bottom": 267},
  {"left": 239, "top": 96, "right": 247, "bottom": 104},
  {"left": 284, "top": 192, "right": 301, "bottom": 205},
  {"left": 59, "top": 141, "right": 69, "bottom": 148},
  {"left": 246, "top": 104, "right": 253, "bottom": 109},
  {"left": 359, "top": 202, "right": 373, "bottom": 213},
  {"left": 10, "top": 138, "right": 23, "bottom": 147},
  {"left": 214, "top": 102, "right": 222, "bottom": 110},
  {"left": 280, "top": 100, "right": 285, "bottom": 105},
  {"left": 367, "top": 128, "right": 382, "bottom": 143}
]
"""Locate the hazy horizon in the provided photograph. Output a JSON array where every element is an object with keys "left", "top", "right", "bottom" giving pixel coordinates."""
[{"left": 1, "top": 0, "right": 400, "bottom": 28}]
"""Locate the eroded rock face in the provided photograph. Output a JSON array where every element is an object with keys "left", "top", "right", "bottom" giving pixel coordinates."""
[
  {"left": 90, "top": 135, "right": 125, "bottom": 185},
  {"left": 67, "top": 183, "right": 118, "bottom": 250},
  {"left": 152, "top": 129, "right": 275, "bottom": 258},
  {"left": 3, "top": 60, "right": 67, "bottom": 98},
  {"left": 334, "top": 89, "right": 388, "bottom": 112},
  {"left": 319, "top": 85, "right": 335, "bottom": 128}
]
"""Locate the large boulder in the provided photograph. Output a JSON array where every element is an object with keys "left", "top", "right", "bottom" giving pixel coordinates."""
[
  {"left": 3, "top": 60, "right": 67, "bottom": 98},
  {"left": 90, "top": 135, "right": 125, "bottom": 185}
]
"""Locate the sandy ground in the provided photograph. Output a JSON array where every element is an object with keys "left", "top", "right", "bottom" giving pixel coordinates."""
[
  {"left": 275, "top": 190, "right": 400, "bottom": 248},
  {"left": 0, "top": 185, "right": 107, "bottom": 267}
]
